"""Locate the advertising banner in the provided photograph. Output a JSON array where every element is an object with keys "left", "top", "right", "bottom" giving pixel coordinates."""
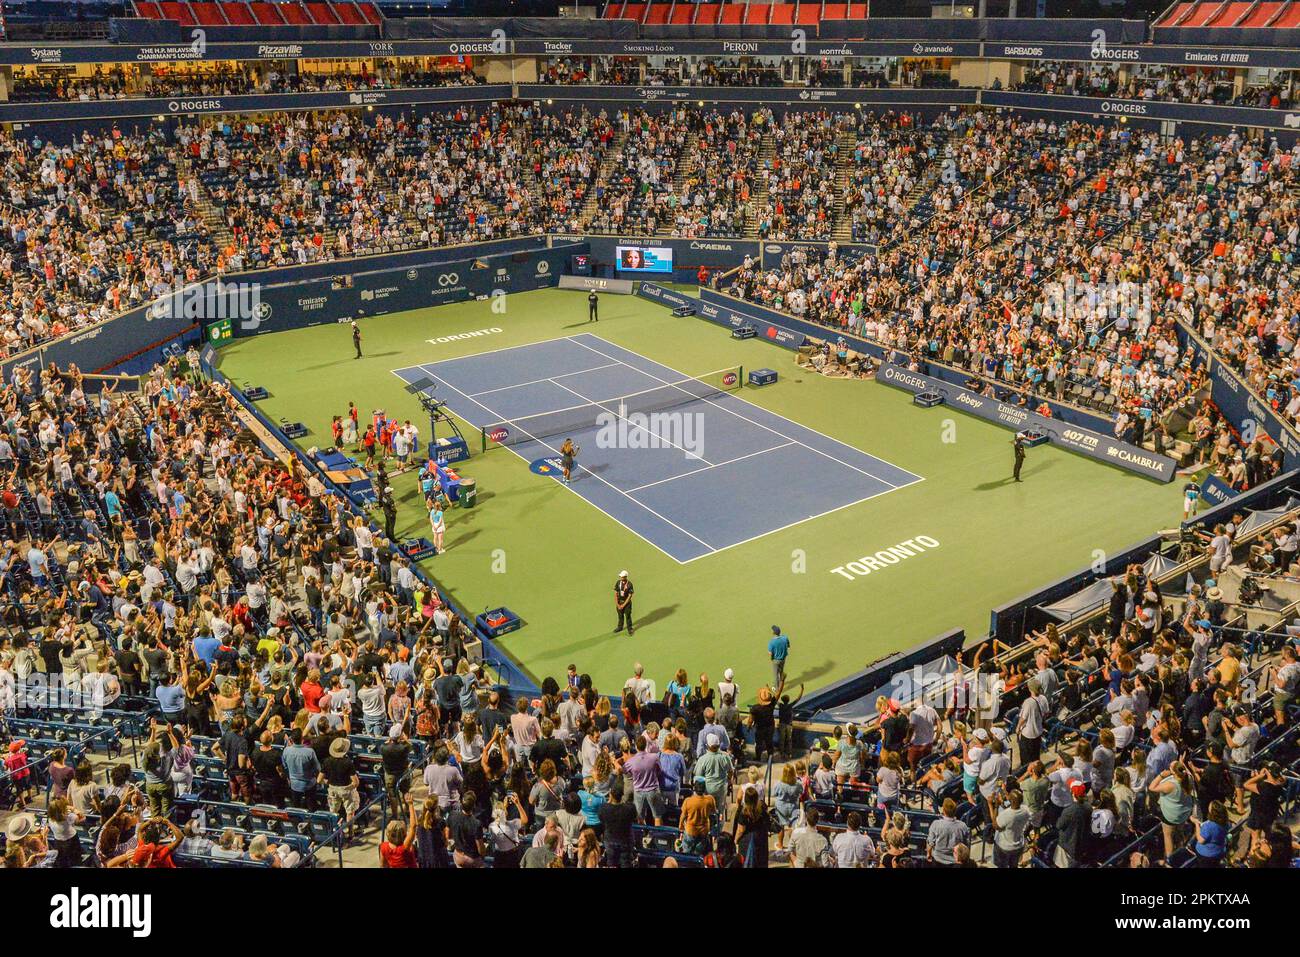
[
  {"left": 0, "top": 84, "right": 508, "bottom": 124},
  {"left": 1, "top": 238, "right": 573, "bottom": 379},
  {"left": 575, "top": 235, "right": 878, "bottom": 279},
  {"left": 876, "top": 363, "right": 1177, "bottom": 481},
  {"left": 558, "top": 276, "right": 635, "bottom": 294},
  {"left": 1198, "top": 475, "right": 1239, "bottom": 507},
  {"left": 512, "top": 38, "right": 983, "bottom": 58},
  {"left": 984, "top": 90, "right": 1300, "bottom": 133},
  {"left": 15, "top": 83, "right": 1295, "bottom": 137},
  {"left": 983, "top": 41, "right": 1300, "bottom": 69},
  {"left": 636, "top": 282, "right": 695, "bottom": 311},
  {"left": 0, "top": 39, "right": 512, "bottom": 66},
  {"left": 232, "top": 244, "right": 575, "bottom": 337},
  {"left": 1177, "top": 321, "right": 1300, "bottom": 471},
  {"left": 0, "top": 298, "right": 199, "bottom": 381},
  {"left": 695, "top": 292, "right": 807, "bottom": 349},
  {"left": 519, "top": 84, "right": 978, "bottom": 111},
  {"left": 689, "top": 290, "right": 1121, "bottom": 435},
  {"left": 1204, "top": 354, "right": 1300, "bottom": 470},
  {"left": 580, "top": 235, "right": 756, "bottom": 274}
]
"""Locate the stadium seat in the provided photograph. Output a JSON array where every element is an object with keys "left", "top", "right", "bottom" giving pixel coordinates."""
[
  {"left": 1237, "top": 1, "right": 1284, "bottom": 26},
  {"left": 305, "top": 1, "right": 341, "bottom": 23},
  {"left": 249, "top": 1, "right": 286, "bottom": 23},
  {"left": 1155, "top": 2, "right": 1196, "bottom": 25},
  {"left": 769, "top": 3, "right": 796, "bottom": 25},
  {"left": 794, "top": 1, "right": 821, "bottom": 26},
  {"left": 190, "top": 1, "right": 228, "bottom": 24},
  {"left": 693, "top": 2, "right": 721, "bottom": 23},
  {"left": 718, "top": 1, "right": 744, "bottom": 23},
  {"left": 222, "top": 1, "right": 256, "bottom": 24},
  {"left": 157, "top": 1, "right": 198, "bottom": 26},
  {"left": 644, "top": 3, "right": 672, "bottom": 25},
  {"left": 279, "top": 2, "right": 313, "bottom": 24},
  {"left": 669, "top": 2, "right": 694, "bottom": 24},
  {"left": 1278, "top": 1, "right": 1300, "bottom": 26}
]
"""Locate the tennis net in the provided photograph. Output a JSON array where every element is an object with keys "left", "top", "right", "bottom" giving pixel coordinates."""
[{"left": 481, "top": 365, "right": 744, "bottom": 451}]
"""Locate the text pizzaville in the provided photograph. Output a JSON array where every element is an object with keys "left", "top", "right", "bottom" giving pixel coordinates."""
[{"left": 830, "top": 536, "right": 939, "bottom": 581}]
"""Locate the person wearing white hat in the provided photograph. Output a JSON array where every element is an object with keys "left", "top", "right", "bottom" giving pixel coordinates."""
[
  {"left": 5, "top": 812, "right": 36, "bottom": 844},
  {"left": 694, "top": 733, "right": 734, "bottom": 809},
  {"left": 717, "top": 669, "right": 738, "bottom": 707},
  {"left": 614, "top": 569, "right": 634, "bottom": 636}
]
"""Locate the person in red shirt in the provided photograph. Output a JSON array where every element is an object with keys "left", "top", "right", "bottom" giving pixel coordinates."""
[
  {"left": 1, "top": 482, "right": 19, "bottom": 529},
  {"left": 379, "top": 796, "right": 418, "bottom": 868},
  {"left": 126, "top": 817, "right": 183, "bottom": 868},
  {"left": 301, "top": 670, "right": 326, "bottom": 714},
  {"left": 4, "top": 740, "right": 34, "bottom": 807},
  {"left": 231, "top": 595, "right": 253, "bottom": 633}
]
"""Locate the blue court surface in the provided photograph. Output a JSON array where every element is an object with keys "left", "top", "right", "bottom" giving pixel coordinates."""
[{"left": 394, "top": 334, "right": 922, "bottom": 562}]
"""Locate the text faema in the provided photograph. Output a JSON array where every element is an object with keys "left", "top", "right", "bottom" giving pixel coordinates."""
[{"left": 50, "top": 888, "right": 152, "bottom": 938}]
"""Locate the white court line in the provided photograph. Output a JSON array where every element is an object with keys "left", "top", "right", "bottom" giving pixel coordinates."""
[
  {"left": 569, "top": 332, "right": 925, "bottom": 488},
  {"left": 624, "top": 441, "right": 795, "bottom": 493},
  {"left": 392, "top": 328, "right": 925, "bottom": 562},
  {"left": 680, "top": 478, "right": 919, "bottom": 564},
  {"left": 390, "top": 362, "right": 717, "bottom": 562},
  {"left": 545, "top": 376, "right": 714, "bottom": 466},
  {"left": 421, "top": 336, "right": 582, "bottom": 368},
  {"left": 466, "top": 361, "right": 625, "bottom": 398}
]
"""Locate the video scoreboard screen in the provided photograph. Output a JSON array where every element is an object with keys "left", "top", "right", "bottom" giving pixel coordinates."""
[{"left": 615, "top": 246, "right": 673, "bottom": 274}]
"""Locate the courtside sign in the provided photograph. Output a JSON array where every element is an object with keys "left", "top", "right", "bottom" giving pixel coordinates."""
[{"left": 878, "top": 363, "right": 1176, "bottom": 482}]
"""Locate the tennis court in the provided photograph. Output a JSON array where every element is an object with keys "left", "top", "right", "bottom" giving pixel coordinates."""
[{"left": 394, "top": 333, "right": 922, "bottom": 562}]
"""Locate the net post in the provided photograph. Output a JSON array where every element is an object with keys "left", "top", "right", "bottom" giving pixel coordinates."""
[
  {"left": 480, "top": 427, "right": 487, "bottom": 454},
  {"left": 739, "top": 365, "right": 744, "bottom": 388}
]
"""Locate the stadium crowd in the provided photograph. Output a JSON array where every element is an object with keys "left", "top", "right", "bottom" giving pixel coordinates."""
[
  {"left": 729, "top": 114, "right": 1300, "bottom": 465},
  {"left": 1009, "top": 62, "right": 1296, "bottom": 110},
  {"left": 0, "top": 357, "right": 1296, "bottom": 868},
  {"left": 7, "top": 62, "right": 481, "bottom": 102},
  {"left": 758, "top": 109, "right": 848, "bottom": 242},
  {"left": 0, "top": 125, "right": 217, "bottom": 360},
  {"left": 0, "top": 101, "right": 1296, "bottom": 456},
  {"left": 0, "top": 109, "right": 1295, "bottom": 865}
]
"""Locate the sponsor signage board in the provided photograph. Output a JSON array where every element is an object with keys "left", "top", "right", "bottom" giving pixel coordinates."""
[{"left": 876, "top": 363, "right": 1176, "bottom": 481}]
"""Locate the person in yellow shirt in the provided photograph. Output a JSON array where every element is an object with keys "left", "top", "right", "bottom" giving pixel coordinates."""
[
  {"left": 1214, "top": 643, "right": 1242, "bottom": 695},
  {"left": 256, "top": 626, "right": 283, "bottom": 662}
]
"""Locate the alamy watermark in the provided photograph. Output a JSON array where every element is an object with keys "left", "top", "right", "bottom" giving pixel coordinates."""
[
  {"left": 1040, "top": 277, "right": 1154, "bottom": 322},
  {"left": 887, "top": 663, "right": 1002, "bottom": 714},
  {"left": 148, "top": 279, "right": 267, "bottom": 330},
  {"left": 14, "top": 673, "right": 116, "bottom": 718},
  {"left": 595, "top": 407, "right": 706, "bottom": 459}
]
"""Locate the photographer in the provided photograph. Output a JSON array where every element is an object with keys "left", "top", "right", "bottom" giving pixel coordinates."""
[{"left": 991, "top": 787, "right": 1030, "bottom": 868}]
